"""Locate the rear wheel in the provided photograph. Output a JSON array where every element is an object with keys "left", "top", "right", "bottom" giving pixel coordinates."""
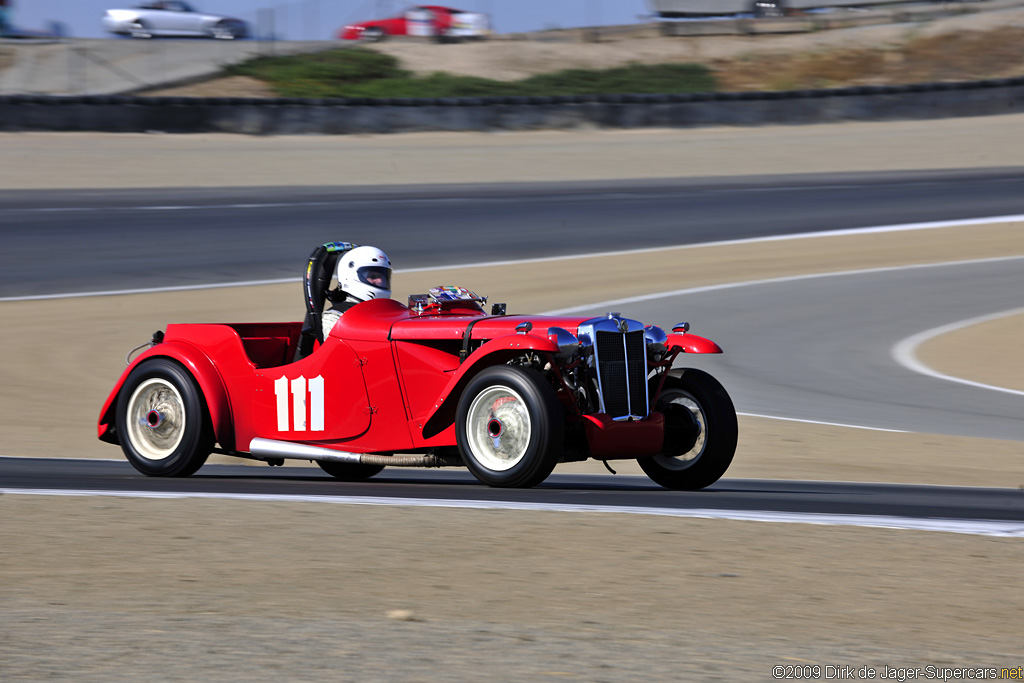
[
  {"left": 456, "top": 366, "right": 563, "bottom": 488},
  {"left": 116, "top": 358, "right": 213, "bottom": 477},
  {"left": 638, "top": 369, "right": 737, "bottom": 490},
  {"left": 316, "top": 460, "right": 384, "bottom": 481},
  {"left": 210, "top": 20, "right": 244, "bottom": 40}
]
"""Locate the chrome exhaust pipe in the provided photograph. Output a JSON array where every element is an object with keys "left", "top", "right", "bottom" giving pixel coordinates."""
[
  {"left": 247, "top": 438, "right": 453, "bottom": 468},
  {"left": 249, "top": 438, "right": 365, "bottom": 464}
]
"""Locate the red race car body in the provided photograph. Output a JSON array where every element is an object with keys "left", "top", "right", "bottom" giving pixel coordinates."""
[{"left": 99, "top": 275, "right": 737, "bottom": 489}]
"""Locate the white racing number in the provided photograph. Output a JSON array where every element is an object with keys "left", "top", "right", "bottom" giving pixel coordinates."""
[{"left": 274, "top": 375, "right": 325, "bottom": 432}]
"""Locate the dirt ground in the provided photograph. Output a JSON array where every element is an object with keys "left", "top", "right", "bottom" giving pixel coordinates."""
[
  {"left": 3, "top": 496, "right": 1021, "bottom": 681},
  {"left": 144, "top": 3, "right": 1024, "bottom": 97},
  {"left": 2, "top": 117, "right": 1024, "bottom": 677}
]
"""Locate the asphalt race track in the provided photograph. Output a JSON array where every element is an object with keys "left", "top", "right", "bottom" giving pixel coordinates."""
[
  {"left": 2, "top": 458, "right": 1022, "bottom": 529},
  {"left": 1, "top": 168, "right": 1022, "bottom": 298},
  {"left": 2, "top": 169, "right": 1022, "bottom": 532},
  {"left": 563, "top": 257, "right": 1024, "bottom": 441}
]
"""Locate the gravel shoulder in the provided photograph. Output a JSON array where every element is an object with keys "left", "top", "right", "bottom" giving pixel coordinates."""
[
  {"left": 3, "top": 495, "right": 1021, "bottom": 681},
  {"left": 2, "top": 118, "right": 1022, "bottom": 679},
  {"left": 4, "top": 113, "right": 1024, "bottom": 189}
]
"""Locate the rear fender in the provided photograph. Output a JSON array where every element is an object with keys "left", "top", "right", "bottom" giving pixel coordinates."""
[
  {"left": 420, "top": 333, "right": 559, "bottom": 439},
  {"left": 666, "top": 333, "right": 722, "bottom": 354},
  {"left": 97, "top": 341, "right": 234, "bottom": 450}
]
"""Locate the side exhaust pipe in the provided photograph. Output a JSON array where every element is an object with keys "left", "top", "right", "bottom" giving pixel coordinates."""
[{"left": 248, "top": 438, "right": 453, "bottom": 468}]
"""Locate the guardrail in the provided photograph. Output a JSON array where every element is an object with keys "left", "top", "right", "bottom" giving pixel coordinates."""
[{"left": 0, "top": 77, "right": 1021, "bottom": 134}]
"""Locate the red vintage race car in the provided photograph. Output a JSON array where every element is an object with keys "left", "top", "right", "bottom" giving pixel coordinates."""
[{"left": 98, "top": 243, "right": 738, "bottom": 489}]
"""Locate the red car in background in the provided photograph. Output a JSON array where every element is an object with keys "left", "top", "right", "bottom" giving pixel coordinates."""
[{"left": 339, "top": 5, "right": 490, "bottom": 42}]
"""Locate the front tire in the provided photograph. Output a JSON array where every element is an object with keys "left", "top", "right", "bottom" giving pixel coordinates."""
[
  {"left": 361, "top": 27, "right": 385, "bottom": 42},
  {"left": 456, "top": 366, "right": 563, "bottom": 488},
  {"left": 638, "top": 369, "right": 737, "bottom": 490},
  {"left": 316, "top": 460, "right": 384, "bottom": 481},
  {"left": 116, "top": 358, "right": 213, "bottom": 477},
  {"left": 129, "top": 20, "right": 153, "bottom": 38}
]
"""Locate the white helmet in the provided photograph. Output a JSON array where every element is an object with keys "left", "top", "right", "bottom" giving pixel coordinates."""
[{"left": 336, "top": 245, "right": 392, "bottom": 302}]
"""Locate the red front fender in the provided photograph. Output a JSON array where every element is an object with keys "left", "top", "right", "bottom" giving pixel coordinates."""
[
  {"left": 666, "top": 333, "right": 722, "bottom": 354},
  {"left": 420, "top": 333, "right": 560, "bottom": 439},
  {"left": 97, "top": 341, "right": 234, "bottom": 451}
]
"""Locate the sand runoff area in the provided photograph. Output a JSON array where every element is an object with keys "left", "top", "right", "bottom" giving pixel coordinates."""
[{"left": 1, "top": 117, "right": 1022, "bottom": 678}]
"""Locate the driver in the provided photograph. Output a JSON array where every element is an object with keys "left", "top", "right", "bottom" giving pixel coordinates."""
[{"left": 322, "top": 245, "right": 392, "bottom": 337}]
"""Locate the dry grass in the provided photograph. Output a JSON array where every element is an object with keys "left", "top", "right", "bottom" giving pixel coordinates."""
[{"left": 715, "top": 26, "right": 1024, "bottom": 90}]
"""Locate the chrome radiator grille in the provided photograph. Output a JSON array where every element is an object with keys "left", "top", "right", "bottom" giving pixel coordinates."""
[{"left": 593, "top": 327, "right": 649, "bottom": 419}]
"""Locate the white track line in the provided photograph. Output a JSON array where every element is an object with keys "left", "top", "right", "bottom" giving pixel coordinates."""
[
  {"left": 892, "top": 307, "right": 1024, "bottom": 397},
  {"left": 543, "top": 254, "right": 1024, "bottom": 314},
  {"left": 3, "top": 488, "right": 1021, "bottom": 538},
  {"left": 733, "top": 412, "right": 908, "bottom": 432},
  {"left": 2, "top": 213, "right": 1021, "bottom": 303},
  {"left": 0, "top": 278, "right": 299, "bottom": 302}
]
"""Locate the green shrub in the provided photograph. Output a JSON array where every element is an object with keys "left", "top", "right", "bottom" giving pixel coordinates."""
[
  {"left": 228, "top": 48, "right": 410, "bottom": 94},
  {"left": 520, "top": 63, "right": 715, "bottom": 95},
  {"left": 227, "top": 48, "right": 717, "bottom": 98}
]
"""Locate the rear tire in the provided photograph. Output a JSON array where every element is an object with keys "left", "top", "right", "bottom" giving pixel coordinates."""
[
  {"left": 638, "top": 369, "right": 737, "bottom": 490},
  {"left": 116, "top": 358, "right": 213, "bottom": 477},
  {"left": 456, "top": 366, "right": 563, "bottom": 488},
  {"left": 210, "top": 20, "right": 244, "bottom": 40},
  {"left": 316, "top": 460, "right": 384, "bottom": 481}
]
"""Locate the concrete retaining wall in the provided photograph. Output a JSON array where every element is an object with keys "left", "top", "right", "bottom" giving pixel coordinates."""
[{"left": 1, "top": 78, "right": 1022, "bottom": 134}]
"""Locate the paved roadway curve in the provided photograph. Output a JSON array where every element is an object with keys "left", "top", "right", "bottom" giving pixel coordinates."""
[
  {"left": 1, "top": 168, "right": 1022, "bottom": 298},
  {"left": 561, "top": 257, "right": 1024, "bottom": 441}
]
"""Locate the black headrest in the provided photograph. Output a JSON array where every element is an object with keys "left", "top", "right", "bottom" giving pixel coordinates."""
[{"left": 301, "top": 241, "right": 357, "bottom": 346}]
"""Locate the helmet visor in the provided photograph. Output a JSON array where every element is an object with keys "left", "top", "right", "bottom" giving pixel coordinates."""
[{"left": 357, "top": 265, "right": 391, "bottom": 291}]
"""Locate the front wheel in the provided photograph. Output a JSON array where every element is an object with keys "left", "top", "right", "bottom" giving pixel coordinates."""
[
  {"left": 116, "top": 358, "right": 214, "bottom": 477},
  {"left": 316, "top": 460, "right": 384, "bottom": 481},
  {"left": 129, "top": 20, "right": 153, "bottom": 38},
  {"left": 361, "top": 27, "right": 385, "bottom": 42},
  {"left": 456, "top": 366, "right": 563, "bottom": 488},
  {"left": 638, "top": 369, "right": 737, "bottom": 490}
]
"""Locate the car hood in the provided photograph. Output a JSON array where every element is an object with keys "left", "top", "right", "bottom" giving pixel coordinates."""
[
  {"left": 330, "top": 298, "right": 596, "bottom": 343},
  {"left": 391, "top": 313, "right": 595, "bottom": 341}
]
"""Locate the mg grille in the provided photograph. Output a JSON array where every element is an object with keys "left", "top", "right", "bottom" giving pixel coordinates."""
[{"left": 595, "top": 329, "right": 648, "bottom": 419}]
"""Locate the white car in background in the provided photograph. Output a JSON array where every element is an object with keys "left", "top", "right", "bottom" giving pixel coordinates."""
[{"left": 103, "top": 1, "right": 248, "bottom": 39}]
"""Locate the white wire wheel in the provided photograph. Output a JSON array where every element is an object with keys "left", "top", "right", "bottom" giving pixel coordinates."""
[
  {"left": 125, "top": 377, "right": 186, "bottom": 461},
  {"left": 116, "top": 358, "right": 213, "bottom": 477},
  {"left": 464, "top": 385, "right": 532, "bottom": 472},
  {"left": 455, "top": 365, "right": 563, "bottom": 488}
]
